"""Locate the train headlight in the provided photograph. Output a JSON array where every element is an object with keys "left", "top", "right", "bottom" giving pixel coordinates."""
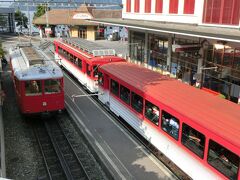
[{"left": 43, "top": 102, "right": 47, "bottom": 106}]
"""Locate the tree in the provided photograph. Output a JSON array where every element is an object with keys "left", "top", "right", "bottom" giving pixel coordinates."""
[
  {"left": 15, "top": 9, "right": 28, "bottom": 32},
  {"left": 33, "top": 5, "right": 50, "bottom": 20}
]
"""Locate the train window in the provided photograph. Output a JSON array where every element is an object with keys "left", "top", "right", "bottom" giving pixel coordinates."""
[
  {"left": 131, "top": 92, "right": 143, "bottom": 114},
  {"left": 74, "top": 57, "right": 78, "bottom": 65},
  {"left": 120, "top": 85, "right": 130, "bottom": 105},
  {"left": 145, "top": 101, "right": 159, "bottom": 126},
  {"left": 93, "top": 65, "right": 98, "bottom": 78},
  {"left": 86, "top": 64, "right": 91, "bottom": 76},
  {"left": 25, "top": 80, "right": 42, "bottom": 96},
  {"left": 98, "top": 72, "right": 104, "bottom": 86},
  {"left": 161, "top": 111, "right": 179, "bottom": 139},
  {"left": 207, "top": 140, "right": 239, "bottom": 180},
  {"left": 181, "top": 123, "right": 205, "bottom": 159},
  {"left": 110, "top": 79, "right": 119, "bottom": 96},
  {"left": 44, "top": 79, "right": 61, "bottom": 94},
  {"left": 78, "top": 59, "right": 82, "bottom": 69}
]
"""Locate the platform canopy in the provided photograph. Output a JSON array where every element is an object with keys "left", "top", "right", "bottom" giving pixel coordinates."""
[{"left": 89, "top": 18, "right": 240, "bottom": 43}]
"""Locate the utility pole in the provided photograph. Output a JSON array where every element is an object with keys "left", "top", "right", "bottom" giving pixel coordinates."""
[{"left": 27, "top": 0, "right": 31, "bottom": 35}]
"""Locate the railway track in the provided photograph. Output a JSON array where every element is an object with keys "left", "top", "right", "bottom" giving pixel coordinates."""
[{"left": 33, "top": 117, "right": 91, "bottom": 180}]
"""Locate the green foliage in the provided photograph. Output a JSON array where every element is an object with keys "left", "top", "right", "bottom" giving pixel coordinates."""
[
  {"left": 33, "top": 5, "right": 48, "bottom": 20},
  {"left": 33, "top": 5, "right": 50, "bottom": 20},
  {"left": 15, "top": 9, "right": 28, "bottom": 30}
]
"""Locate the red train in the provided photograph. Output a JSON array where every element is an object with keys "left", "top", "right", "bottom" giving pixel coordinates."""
[
  {"left": 9, "top": 45, "right": 64, "bottom": 114},
  {"left": 53, "top": 38, "right": 125, "bottom": 93},
  {"left": 98, "top": 62, "right": 240, "bottom": 180}
]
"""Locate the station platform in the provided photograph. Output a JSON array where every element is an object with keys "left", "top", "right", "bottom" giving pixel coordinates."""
[{"left": 64, "top": 74, "right": 177, "bottom": 180}]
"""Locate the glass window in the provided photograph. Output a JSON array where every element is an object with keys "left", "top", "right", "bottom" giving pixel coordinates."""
[
  {"left": 161, "top": 111, "right": 179, "bottom": 140},
  {"left": 181, "top": 123, "right": 205, "bottom": 158},
  {"left": 120, "top": 85, "right": 130, "bottom": 105},
  {"left": 208, "top": 140, "right": 239, "bottom": 180},
  {"left": 86, "top": 64, "right": 91, "bottom": 76},
  {"left": 44, "top": 79, "right": 61, "bottom": 94},
  {"left": 25, "top": 80, "right": 42, "bottom": 96},
  {"left": 131, "top": 92, "right": 143, "bottom": 113},
  {"left": 78, "top": 58, "right": 82, "bottom": 69},
  {"left": 93, "top": 65, "right": 98, "bottom": 78},
  {"left": 110, "top": 79, "right": 119, "bottom": 96},
  {"left": 145, "top": 100, "right": 159, "bottom": 126},
  {"left": 98, "top": 72, "right": 104, "bottom": 86}
]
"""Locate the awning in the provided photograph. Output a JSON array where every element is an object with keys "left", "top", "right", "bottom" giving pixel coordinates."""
[{"left": 89, "top": 18, "right": 240, "bottom": 43}]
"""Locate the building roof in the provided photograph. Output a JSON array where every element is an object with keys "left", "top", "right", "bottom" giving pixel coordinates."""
[
  {"left": 90, "top": 18, "right": 240, "bottom": 43},
  {"left": 33, "top": 5, "right": 121, "bottom": 26},
  {"left": 100, "top": 62, "right": 240, "bottom": 149},
  {"left": 54, "top": 39, "right": 125, "bottom": 64}
]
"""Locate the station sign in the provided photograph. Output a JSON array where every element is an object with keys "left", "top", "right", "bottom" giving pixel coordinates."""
[{"left": 72, "top": 13, "right": 93, "bottom": 19}]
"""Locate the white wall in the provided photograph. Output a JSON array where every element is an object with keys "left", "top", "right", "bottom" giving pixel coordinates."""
[{"left": 122, "top": 0, "right": 205, "bottom": 25}]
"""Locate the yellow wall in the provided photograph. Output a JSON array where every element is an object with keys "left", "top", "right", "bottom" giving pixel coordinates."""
[
  {"left": 87, "top": 26, "right": 96, "bottom": 40},
  {"left": 70, "top": 26, "right": 78, "bottom": 37}
]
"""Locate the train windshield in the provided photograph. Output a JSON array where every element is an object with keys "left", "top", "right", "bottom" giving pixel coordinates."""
[
  {"left": 25, "top": 80, "right": 42, "bottom": 96},
  {"left": 44, "top": 79, "right": 61, "bottom": 94}
]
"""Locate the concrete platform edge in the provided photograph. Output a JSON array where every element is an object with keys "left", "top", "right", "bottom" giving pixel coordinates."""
[{"left": 65, "top": 104, "right": 119, "bottom": 180}]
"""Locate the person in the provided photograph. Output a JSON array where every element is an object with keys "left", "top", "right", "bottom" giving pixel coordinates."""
[
  {"left": 188, "top": 130, "right": 201, "bottom": 144},
  {"left": 169, "top": 118, "right": 179, "bottom": 138},
  {"left": 152, "top": 106, "right": 159, "bottom": 125},
  {"left": 30, "top": 80, "right": 39, "bottom": 93}
]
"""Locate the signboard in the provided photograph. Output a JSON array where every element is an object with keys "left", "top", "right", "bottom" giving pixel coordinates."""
[
  {"left": 45, "top": 27, "right": 52, "bottom": 34},
  {"left": 72, "top": 13, "right": 93, "bottom": 20},
  {"left": 172, "top": 44, "right": 201, "bottom": 52}
]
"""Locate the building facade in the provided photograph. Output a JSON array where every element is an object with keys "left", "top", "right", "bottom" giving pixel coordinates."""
[
  {"left": 0, "top": 8, "right": 15, "bottom": 33},
  {"left": 93, "top": 0, "right": 240, "bottom": 103},
  {"left": 33, "top": 4, "right": 121, "bottom": 41}
]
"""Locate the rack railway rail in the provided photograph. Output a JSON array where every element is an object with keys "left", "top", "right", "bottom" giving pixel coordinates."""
[{"left": 33, "top": 115, "right": 107, "bottom": 180}]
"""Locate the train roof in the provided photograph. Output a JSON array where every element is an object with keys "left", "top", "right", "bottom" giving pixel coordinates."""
[
  {"left": 10, "top": 46, "right": 63, "bottom": 80},
  {"left": 100, "top": 62, "right": 240, "bottom": 148},
  {"left": 54, "top": 38, "right": 125, "bottom": 62}
]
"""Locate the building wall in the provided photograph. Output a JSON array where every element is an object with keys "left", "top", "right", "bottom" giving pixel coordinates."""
[
  {"left": 87, "top": 26, "right": 96, "bottom": 41},
  {"left": 70, "top": 26, "right": 78, "bottom": 38},
  {"left": 122, "top": 0, "right": 240, "bottom": 27}
]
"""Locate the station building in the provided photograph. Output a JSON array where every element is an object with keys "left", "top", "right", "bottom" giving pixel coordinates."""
[
  {"left": 33, "top": 4, "right": 121, "bottom": 41},
  {"left": 91, "top": 0, "right": 240, "bottom": 104},
  {"left": 0, "top": 8, "right": 15, "bottom": 33}
]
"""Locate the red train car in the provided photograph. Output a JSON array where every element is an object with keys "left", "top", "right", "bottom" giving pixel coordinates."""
[
  {"left": 9, "top": 45, "right": 64, "bottom": 114},
  {"left": 54, "top": 38, "right": 125, "bottom": 93},
  {"left": 98, "top": 62, "right": 240, "bottom": 180}
]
